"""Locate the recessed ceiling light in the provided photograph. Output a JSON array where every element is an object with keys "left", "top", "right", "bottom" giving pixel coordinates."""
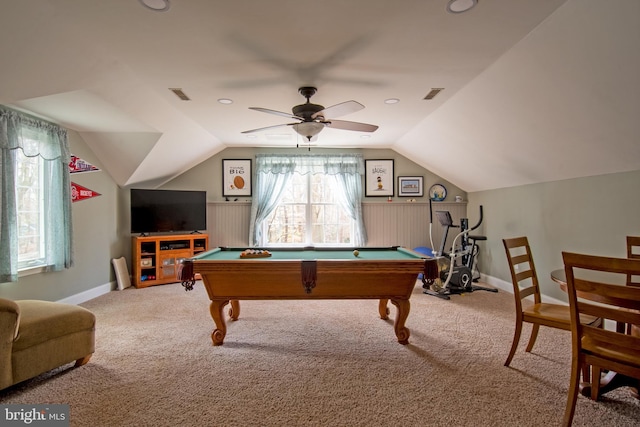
[
  {"left": 218, "top": 98, "right": 233, "bottom": 105},
  {"left": 360, "top": 135, "right": 372, "bottom": 139},
  {"left": 138, "top": 0, "right": 170, "bottom": 12},
  {"left": 384, "top": 98, "right": 400, "bottom": 104},
  {"left": 246, "top": 134, "right": 257, "bottom": 139},
  {"left": 446, "top": 0, "right": 478, "bottom": 14}
]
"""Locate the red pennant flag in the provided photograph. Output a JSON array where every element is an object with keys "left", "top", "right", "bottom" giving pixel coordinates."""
[
  {"left": 69, "top": 155, "right": 100, "bottom": 174},
  {"left": 71, "top": 182, "right": 101, "bottom": 203}
]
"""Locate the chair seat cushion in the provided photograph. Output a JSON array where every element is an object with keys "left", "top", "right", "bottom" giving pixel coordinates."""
[
  {"left": 13, "top": 300, "right": 95, "bottom": 352},
  {"left": 524, "top": 303, "right": 600, "bottom": 327}
]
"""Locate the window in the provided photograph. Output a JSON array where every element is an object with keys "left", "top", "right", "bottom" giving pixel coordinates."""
[
  {"left": 249, "top": 154, "right": 367, "bottom": 248},
  {"left": 16, "top": 146, "right": 46, "bottom": 270},
  {"left": 0, "top": 106, "right": 73, "bottom": 283},
  {"left": 263, "top": 172, "right": 354, "bottom": 245}
]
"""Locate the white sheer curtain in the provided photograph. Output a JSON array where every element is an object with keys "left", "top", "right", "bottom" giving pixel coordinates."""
[
  {"left": 249, "top": 153, "right": 367, "bottom": 246},
  {"left": 0, "top": 106, "right": 73, "bottom": 282}
]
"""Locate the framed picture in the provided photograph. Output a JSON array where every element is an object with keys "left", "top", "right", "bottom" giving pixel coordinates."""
[
  {"left": 222, "top": 159, "right": 252, "bottom": 197},
  {"left": 365, "top": 159, "right": 394, "bottom": 197},
  {"left": 398, "top": 176, "right": 423, "bottom": 197}
]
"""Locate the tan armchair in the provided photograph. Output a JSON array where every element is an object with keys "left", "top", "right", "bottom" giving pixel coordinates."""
[{"left": 1, "top": 297, "right": 95, "bottom": 391}]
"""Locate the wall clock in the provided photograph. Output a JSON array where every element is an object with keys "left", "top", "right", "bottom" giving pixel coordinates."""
[{"left": 429, "top": 184, "right": 447, "bottom": 201}]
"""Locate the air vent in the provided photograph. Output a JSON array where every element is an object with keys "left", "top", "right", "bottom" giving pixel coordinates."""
[
  {"left": 424, "top": 88, "right": 444, "bottom": 100},
  {"left": 169, "top": 88, "right": 190, "bottom": 101}
]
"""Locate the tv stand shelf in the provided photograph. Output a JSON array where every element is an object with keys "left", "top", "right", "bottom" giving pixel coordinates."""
[{"left": 132, "top": 234, "right": 208, "bottom": 288}]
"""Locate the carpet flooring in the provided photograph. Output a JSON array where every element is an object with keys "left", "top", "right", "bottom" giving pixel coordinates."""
[{"left": 1, "top": 281, "right": 638, "bottom": 426}]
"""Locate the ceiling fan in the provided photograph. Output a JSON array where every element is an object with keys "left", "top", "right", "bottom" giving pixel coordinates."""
[{"left": 242, "top": 86, "right": 378, "bottom": 142}]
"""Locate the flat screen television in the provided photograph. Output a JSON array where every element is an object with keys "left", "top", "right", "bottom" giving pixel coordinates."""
[{"left": 130, "top": 189, "right": 206, "bottom": 234}]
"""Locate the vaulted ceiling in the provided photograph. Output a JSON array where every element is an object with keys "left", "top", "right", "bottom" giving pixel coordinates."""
[{"left": 1, "top": 0, "right": 638, "bottom": 191}]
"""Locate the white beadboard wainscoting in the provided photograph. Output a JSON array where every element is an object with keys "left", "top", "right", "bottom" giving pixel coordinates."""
[{"left": 207, "top": 202, "right": 470, "bottom": 253}]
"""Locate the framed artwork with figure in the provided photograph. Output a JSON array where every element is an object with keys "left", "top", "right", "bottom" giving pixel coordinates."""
[{"left": 365, "top": 159, "right": 394, "bottom": 197}]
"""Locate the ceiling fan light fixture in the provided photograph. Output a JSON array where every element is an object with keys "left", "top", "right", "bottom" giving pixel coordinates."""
[
  {"left": 293, "top": 122, "right": 324, "bottom": 140},
  {"left": 138, "top": 0, "right": 170, "bottom": 12},
  {"left": 446, "top": 0, "right": 477, "bottom": 14}
]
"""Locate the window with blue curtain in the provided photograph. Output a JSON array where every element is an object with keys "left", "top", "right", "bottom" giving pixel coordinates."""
[
  {"left": 0, "top": 106, "right": 73, "bottom": 282},
  {"left": 249, "top": 153, "right": 367, "bottom": 247}
]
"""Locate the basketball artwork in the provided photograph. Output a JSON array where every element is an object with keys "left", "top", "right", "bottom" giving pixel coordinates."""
[{"left": 222, "top": 159, "right": 252, "bottom": 197}]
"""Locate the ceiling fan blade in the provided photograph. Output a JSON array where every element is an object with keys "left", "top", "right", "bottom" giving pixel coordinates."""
[
  {"left": 324, "top": 119, "right": 378, "bottom": 132},
  {"left": 249, "top": 107, "right": 302, "bottom": 121},
  {"left": 242, "top": 123, "right": 297, "bottom": 134},
  {"left": 312, "top": 100, "right": 364, "bottom": 119}
]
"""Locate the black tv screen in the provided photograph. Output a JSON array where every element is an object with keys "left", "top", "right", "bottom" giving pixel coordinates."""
[{"left": 130, "top": 189, "right": 207, "bottom": 234}]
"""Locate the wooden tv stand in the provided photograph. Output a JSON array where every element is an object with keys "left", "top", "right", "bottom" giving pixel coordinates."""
[{"left": 131, "top": 234, "right": 208, "bottom": 288}]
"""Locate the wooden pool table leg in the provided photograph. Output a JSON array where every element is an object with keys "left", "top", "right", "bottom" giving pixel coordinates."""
[
  {"left": 378, "top": 299, "right": 390, "bottom": 320},
  {"left": 209, "top": 299, "right": 229, "bottom": 346},
  {"left": 229, "top": 299, "right": 240, "bottom": 320},
  {"left": 389, "top": 298, "right": 410, "bottom": 345}
]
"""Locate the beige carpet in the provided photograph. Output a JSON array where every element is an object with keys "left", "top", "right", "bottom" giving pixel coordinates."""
[{"left": 1, "top": 281, "right": 638, "bottom": 426}]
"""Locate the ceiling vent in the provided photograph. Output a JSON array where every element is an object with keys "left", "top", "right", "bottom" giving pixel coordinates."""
[
  {"left": 424, "top": 88, "right": 444, "bottom": 100},
  {"left": 169, "top": 88, "right": 190, "bottom": 101}
]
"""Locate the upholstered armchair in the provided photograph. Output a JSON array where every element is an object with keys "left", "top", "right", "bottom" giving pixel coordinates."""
[{"left": 0, "top": 298, "right": 95, "bottom": 390}]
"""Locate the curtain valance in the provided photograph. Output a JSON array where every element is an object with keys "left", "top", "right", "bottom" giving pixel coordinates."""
[
  {"left": 0, "top": 107, "right": 69, "bottom": 161},
  {"left": 255, "top": 153, "right": 364, "bottom": 175}
]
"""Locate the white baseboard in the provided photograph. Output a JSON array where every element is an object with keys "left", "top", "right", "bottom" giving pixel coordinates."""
[
  {"left": 480, "top": 273, "right": 567, "bottom": 305},
  {"left": 57, "top": 281, "right": 114, "bottom": 305}
]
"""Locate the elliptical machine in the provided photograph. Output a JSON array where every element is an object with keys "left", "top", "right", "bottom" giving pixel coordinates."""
[{"left": 422, "top": 200, "right": 498, "bottom": 300}]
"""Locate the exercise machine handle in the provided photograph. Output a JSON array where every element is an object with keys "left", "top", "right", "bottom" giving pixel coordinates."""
[{"left": 469, "top": 205, "right": 483, "bottom": 232}]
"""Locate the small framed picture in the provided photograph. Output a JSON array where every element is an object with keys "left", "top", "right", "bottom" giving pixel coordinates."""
[
  {"left": 365, "top": 159, "right": 394, "bottom": 197},
  {"left": 222, "top": 159, "right": 252, "bottom": 197},
  {"left": 140, "top": 258, "right": 153, "bottom": 267},
  {"left": 398, "top": 176, "right": 423, "bottom": 197},
  {"left": 429, "top": 183, "right": 447, "bottom": 201}
]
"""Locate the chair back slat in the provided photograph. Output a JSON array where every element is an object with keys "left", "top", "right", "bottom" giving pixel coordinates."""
[
  {"left": 514, "top": 269, "right": 534, "bottom": 283},
  {"left": 510, "top": 253, "right": 531, "bottom": 267},
  {"left": 582, "top": 324, "right": 640, "bottom": 352},
  {"left": 627, "top": 236, "right": 640, "bottom": 287},
  {"left": 574, "top": 278, "right": 640, "bottom": 310},
  {"left": 576, "top": 300, "right": 640, "bottom": 326}
]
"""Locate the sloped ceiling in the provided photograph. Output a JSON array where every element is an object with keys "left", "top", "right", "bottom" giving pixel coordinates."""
[{"left": 0, "top": 0, "right": 638, "bottom": 191}]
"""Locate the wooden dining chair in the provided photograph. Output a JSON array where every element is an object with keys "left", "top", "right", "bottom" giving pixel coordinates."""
[
  {"left": 502, "top": 237, "right": 601, "bottom": 370},
  {"left": 561, "top": 252, "right": 640, "bottom": 427}
]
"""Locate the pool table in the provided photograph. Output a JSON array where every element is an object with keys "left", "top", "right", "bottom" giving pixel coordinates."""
[{"left": 179, "top": 246, "right": 437, "bottom": 346}]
